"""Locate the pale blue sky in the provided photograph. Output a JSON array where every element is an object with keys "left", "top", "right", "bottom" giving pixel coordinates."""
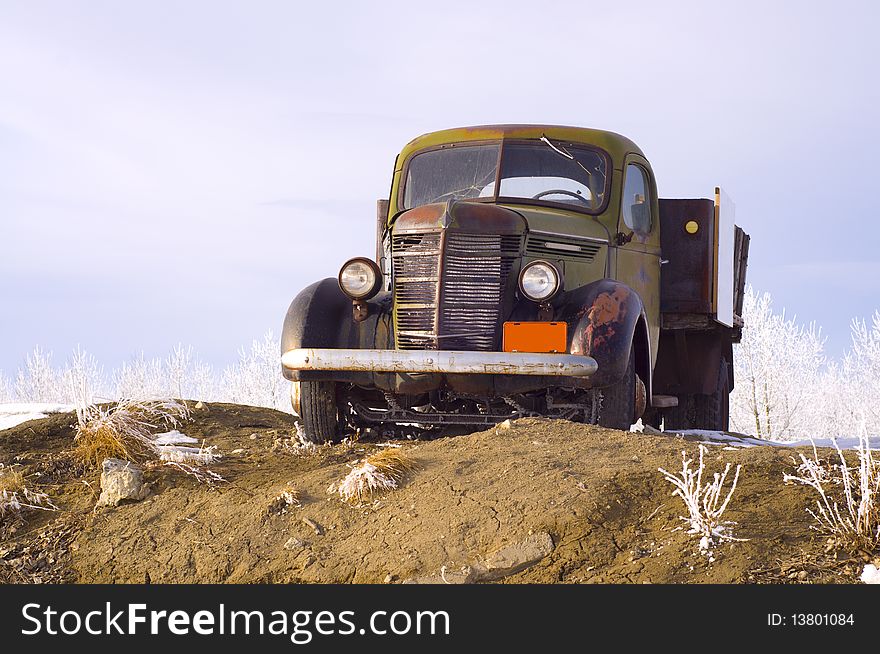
[{"left": 1, "top": 0, "right": 878, "bottom": 374}]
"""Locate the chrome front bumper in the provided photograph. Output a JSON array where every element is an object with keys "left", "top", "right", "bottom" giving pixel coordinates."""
[{"left": 281, "top": 348, "right": 598, "bottom": 377}]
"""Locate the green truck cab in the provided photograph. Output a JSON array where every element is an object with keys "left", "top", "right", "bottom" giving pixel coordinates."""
[{"left": 281, "top": 125, "right": 749, "bottom": 442}]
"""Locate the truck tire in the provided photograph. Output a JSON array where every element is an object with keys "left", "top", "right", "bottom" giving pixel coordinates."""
[
  {"left": 693, "top": 358, "right": 730, "bottom": 431},
  {"left": 664, "top": 396, "right": 691, "bottom": 431},
  {"left": 597, "top": 347, "right": 643, "bottom": 430},
  {"left": 298, "top": 380, "right": 342, "bottom": 444}
]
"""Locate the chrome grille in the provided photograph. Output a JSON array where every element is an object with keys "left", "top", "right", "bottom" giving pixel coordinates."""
[
  {"left": 392, "top": 232, "right": 441, "bottom": 350},
  {"left": 392, "top": 231, "right": 520, "bottom": 351},
  {"left": 525, "top": 234, "right": 602, "bottom": 261}
]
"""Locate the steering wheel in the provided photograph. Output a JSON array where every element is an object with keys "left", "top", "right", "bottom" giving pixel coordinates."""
[{"left": 532, "top": 189, "right": 591, "bottom": 206}]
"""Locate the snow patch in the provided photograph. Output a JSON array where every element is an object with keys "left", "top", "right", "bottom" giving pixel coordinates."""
[
  {"left": 157, "top": 444, "right": 221, "bottom": 465},
  {"left": 153, "top": 430, "right": 199, "bottom": 445},
  {"left": 0, "top": 403, "right": 76, "bottom": 430},
  {"left": 861, "top": 564, "right": 880, "bottom": 584}
]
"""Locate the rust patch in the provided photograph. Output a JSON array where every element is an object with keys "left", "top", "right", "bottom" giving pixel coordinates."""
[
  {"left": 583, "top": 287, "right": 630, "bottom": 353},
  {"left": 393, "top": 200, "right": 525, "bottom": 234}
]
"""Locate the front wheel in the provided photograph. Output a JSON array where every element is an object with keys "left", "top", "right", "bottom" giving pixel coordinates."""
[
  {"left": 597, "top": 347, "right": 645, "bottom": 430},
  {"left": 298, "top": 380, "right": 343, "bottom": 443}
]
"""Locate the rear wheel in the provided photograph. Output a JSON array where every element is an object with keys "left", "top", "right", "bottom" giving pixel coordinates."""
[
  {"left": 665, "top": 358, "right": 730, "bottom": 431},
  {"left": 298, "top": 380, "right": 343, "bottom": 443},
  {"left": 597, "top": 347, "right": 645, "bottom": 430},
  {"left": 694, "top": 358, "right": 730, "bottom": 431}
]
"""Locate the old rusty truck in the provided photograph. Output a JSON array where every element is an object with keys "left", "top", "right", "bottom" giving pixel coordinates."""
[{"left": 281, "top": 125, "right": 749, "bottom": 443}]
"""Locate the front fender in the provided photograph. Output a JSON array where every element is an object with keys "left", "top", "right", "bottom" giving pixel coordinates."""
[
  {"left": 556, "top": 279, "right": 647, "bottom": 389},
  {"left": 280, "top": 278, "right": 392, "bottom": 382}
]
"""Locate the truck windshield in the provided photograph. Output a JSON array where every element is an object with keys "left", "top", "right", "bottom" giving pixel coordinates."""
[{"left": 402, "top": 140, "right": 608, "bottom": 213}]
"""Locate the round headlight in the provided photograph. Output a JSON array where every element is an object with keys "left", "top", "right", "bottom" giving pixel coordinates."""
[
  {"left": 338, "top": 257, "right": 382, "bottom": 300},
  {"left": 519, "top": 261, "right": 561, "bottom": 302}
]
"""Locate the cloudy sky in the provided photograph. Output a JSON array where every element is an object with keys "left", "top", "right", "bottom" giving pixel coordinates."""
[{"left": 1, "top": 0, "right": 878, "bottom": 375}]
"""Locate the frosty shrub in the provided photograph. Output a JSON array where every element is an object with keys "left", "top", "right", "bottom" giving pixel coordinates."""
[
  {"left": 659, "top": 445, "right": 745, "bottom": 554},
  {"left": 220, "top": 331, "right": 287, "bottom": 411},
  {"left": 73, "top": 398, "right": 191, "bottom": 466},
  {"left": 333, "top": 448, "right": 415, "bottom": 503},
  {"left": 783, "top": 422, "right": 880, "bottom": 553}
]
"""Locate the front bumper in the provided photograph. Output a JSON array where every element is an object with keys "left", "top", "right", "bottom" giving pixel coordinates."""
[{"left": 281, "top": 348, "right": 598, "bottom": 377}]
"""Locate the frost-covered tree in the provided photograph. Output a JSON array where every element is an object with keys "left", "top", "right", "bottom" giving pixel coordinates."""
[
  {"left": 61, "top": 346, "right": 105, "bottom": 405},
  {"left": 842, "top": 311, "right": 880, "bottom": 427},
  {"left": 14, "top": 346, "right": 59, "bottom": 402},
  {"left": 730, "top": 287, "right": 826, "bottom": 440},
  {"left": 166, "top": 344, "right": 193, "bottom": 401},
  {"left": 0, "top": 372, "right": 12, "bottom": 402},
  {"left": 113, "top": 353, "right": 164, "bottom": 399}
]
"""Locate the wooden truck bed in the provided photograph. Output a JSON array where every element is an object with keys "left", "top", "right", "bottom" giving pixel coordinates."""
[{"left": 659, "top": 187, "right": 750, "bottom": 334}]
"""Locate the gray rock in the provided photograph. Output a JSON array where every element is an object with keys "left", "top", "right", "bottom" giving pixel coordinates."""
[
  {"left": 479, "top": 532, "right": 555, "bottom": 580},
  {"left": 97, "top": 458, "right": 149, "bottom": 507},
  {"left": 284, "top": 538, "right": 307, "bottom": 551},
  {"left": 403, "top": 532, "right": 555, "bottom": 584}
]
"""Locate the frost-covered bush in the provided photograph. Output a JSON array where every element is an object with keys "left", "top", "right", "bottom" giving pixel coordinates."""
[
  {"left": 2, "top": 335, "right": 292, "bottom": 421},
  {"left": 783, "top": 421, "right": 880, "bottom": 553},
  {"left": 659, "top": 445, "right": 744, "bottom": 555},
  {"left": 219, "top": 332, "right": 288, "bottom": 411}
]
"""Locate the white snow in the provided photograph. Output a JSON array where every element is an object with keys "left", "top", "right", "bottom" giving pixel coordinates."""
[
  {"left": 153, "top": 430, "right": 199, "bottom": 445},
  {"left": 0, "top": 403, "right": 76, "bottom": 430},
  {"left": 157, "top": 444, "right": 221, "bottom": 465},
  {"left": 861, "top": 564, "right": 880, "bottom": 584},
  {"left": 630, "top": 421, "right": 880, "bottom": 451}
]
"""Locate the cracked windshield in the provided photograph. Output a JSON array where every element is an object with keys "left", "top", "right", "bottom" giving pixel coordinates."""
[{"left": 403, "top": 141, "right": 607, "bottom": 211}]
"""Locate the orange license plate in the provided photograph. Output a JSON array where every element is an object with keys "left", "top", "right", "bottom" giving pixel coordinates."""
[{"left": 502, "top": 322, "right": 567, "bottom": 353}]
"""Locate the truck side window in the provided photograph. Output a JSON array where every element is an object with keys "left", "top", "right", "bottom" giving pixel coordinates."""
[{"left": 622, "top": 164, "right": 652, "bottom": 235}]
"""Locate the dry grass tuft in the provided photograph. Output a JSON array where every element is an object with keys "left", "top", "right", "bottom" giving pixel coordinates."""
[
  {"left": 73, "top": 398, "right": 190, "bottom": 466},
  {"left": 0, "top": 465, "right": 26, "bottom": 495},
  {"left": 0, "top": 464, "right": 58, "bottom": 525},
  {"left": 267, "top": 487, "right": 301, "bottom": 515},
  {"left": 334, "top": 447, "right": 416, "bottom": 503}
]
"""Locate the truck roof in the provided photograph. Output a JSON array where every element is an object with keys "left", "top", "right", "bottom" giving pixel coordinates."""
[{"left": 398, "top": 124, "right": 646, "bottom": 169}]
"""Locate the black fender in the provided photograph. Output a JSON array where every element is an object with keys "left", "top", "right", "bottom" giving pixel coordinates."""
[
  {"left": 555, "top": 279, "right": 650, "bottom": 391},
  {"left": 280, "top": 278, "right": 392, "bottom": 383}
]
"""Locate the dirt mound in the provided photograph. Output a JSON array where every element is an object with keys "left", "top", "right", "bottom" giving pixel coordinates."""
[{"left": 0, "top": 404, "right": 868, "bottom": 584}]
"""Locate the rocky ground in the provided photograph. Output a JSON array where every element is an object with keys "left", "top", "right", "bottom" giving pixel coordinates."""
[{"left": 0, "top": 403, "right": 872, "bottom": 584}]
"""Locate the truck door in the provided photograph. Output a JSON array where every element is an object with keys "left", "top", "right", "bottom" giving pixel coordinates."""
[{"left": 614, "top": 158, "right": 661, "bottom": 367}]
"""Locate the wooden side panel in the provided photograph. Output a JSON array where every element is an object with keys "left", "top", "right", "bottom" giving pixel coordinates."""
[
  {"left": 659, "top": 198, "right": 715, "bottom": 315},
  {"left": 733, "top": 226, "right": 750, "bottom": 321}
]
